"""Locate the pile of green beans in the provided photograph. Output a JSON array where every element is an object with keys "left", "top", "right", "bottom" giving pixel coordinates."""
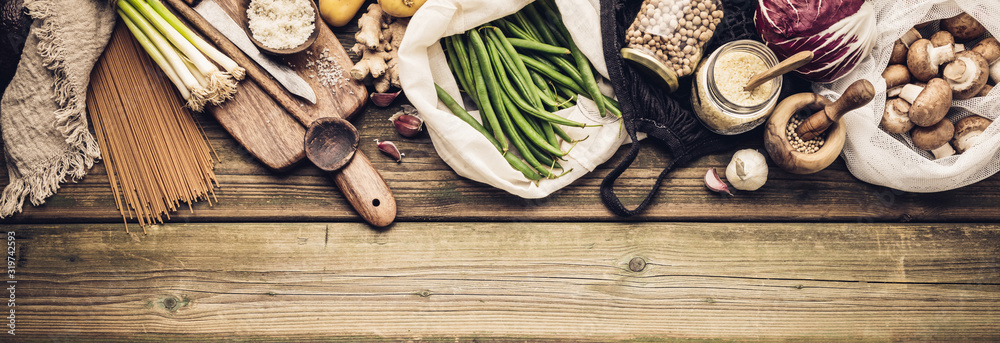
[{"left": 434, "top": 0, "right": 620, "bottom": 181}]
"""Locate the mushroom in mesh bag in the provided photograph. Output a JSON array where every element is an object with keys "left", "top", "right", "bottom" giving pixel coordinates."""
[{"left": 814, "top": 0, "right": 1000, "bottom": 193}]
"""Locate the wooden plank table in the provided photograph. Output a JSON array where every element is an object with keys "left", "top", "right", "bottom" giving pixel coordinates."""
[{"left": 2, "top": 12, "right": 1000, "bottom": 342}]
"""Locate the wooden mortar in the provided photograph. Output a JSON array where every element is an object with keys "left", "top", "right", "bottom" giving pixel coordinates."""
[{"left": 763, "top": 93, "right": 844, "bottom": 175}]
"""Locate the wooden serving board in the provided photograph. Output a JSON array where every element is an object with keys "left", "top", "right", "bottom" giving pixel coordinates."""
[{"left": 162, "top": 0, "right": 368, "bottom": 169}]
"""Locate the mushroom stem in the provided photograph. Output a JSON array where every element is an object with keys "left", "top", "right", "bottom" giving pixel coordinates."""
[
  {"left": 899, "top": 84, "right": 925, "bottom": 104},
  {"left": 929, "top": 44, "right": 957, "bottom": 66},
  {"left": 930, "top": 144, "right": 956, "bottom": 159},
  {"left": 901, "top": 27, "right": 922, "bottom": 46}
]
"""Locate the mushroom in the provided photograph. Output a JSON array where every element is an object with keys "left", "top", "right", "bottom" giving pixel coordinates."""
[
  {"left": 907, "top": 39, "right": 956, "bottom": 81},
  {"left": 930, "top": 31, "right": 954, "bottom": 48},
  {"left": 889, "top": 28, "right": 923, "bottom": 65},
  {"left": 941, "top": 12, "right": 986, "bottom": 42},
  {"left": 912, "top": 118, "right": 956, "bottom": 159},
  {"left": 881, "top": 98, "right": 914, "bottom": 134},
  {"left": 971, "top": 37, "right": 1000, "bottom": 84},
  {"left": 883, "top": 64, "right": 911, "bottom": 97},
  {"left": 898, "top": 78, "right": 953, "bottom": 127},
  {"left": 942, "top": 50, "right": 990, "bottom": 100},
  {"left": 951, "top": 115, "right": 993, "bottom": 154},
  {"left": 978, "top": 84, "right": 993, "bottom": 97}
]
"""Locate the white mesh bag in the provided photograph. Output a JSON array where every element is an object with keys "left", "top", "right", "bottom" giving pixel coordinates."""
[
  {"left": 815, "top": 0, "right": 1000, "bottom": 192},
  {"left": 397, "top": 0, "right": 627, "bottom": 199}
]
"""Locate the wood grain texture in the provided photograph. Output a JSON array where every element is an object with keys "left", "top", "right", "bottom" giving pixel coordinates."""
[
  {"left": 6, "top": 222, "right": 999, "bottom": 340},
  {"left": 212, "top": 0, "right": 368, "bottom": 125},
  {"left": 209, "top": 78, "right": 307, "bottom": 170},
  {"left": 4, "top": 103, "right": 1000, "bottom": 224}
]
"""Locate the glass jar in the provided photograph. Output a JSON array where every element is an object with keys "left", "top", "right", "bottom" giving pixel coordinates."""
[
  {"left": 620, "top": 0, "right": 724, "bottom": 92},
  {"left": 691, "top": 39, "right": 782, "bottom": 135}
]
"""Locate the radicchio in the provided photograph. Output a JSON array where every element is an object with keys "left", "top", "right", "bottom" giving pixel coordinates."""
[{"left": 755, "top": 0, "right": 877, "bottom": 83}]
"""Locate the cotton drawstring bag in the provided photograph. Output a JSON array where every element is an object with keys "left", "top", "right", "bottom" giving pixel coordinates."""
[
  {"left": 398, "top": 0, "right": 628, "bottom": 199},
  {"left": 819, "top": 0, "right": 1000, "bottom": 192}
]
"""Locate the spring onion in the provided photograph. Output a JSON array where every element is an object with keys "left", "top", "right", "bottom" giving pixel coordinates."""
[{"left": 116, "top": 0, "right": 242, "bottom": 111}]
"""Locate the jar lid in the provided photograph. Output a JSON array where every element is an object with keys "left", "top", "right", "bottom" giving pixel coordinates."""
[{"left": 620, "top": 47, "right": 679, "bottom": 93}]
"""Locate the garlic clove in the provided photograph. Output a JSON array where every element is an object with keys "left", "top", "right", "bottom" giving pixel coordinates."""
[
  {"left": 371, "top": 90, "right": 402, "bottom": 107},
  {"left": 391, "top": 113, "right": 423, "bottom": 138},
  {"left": 376, "top": 139, "right": 403, "bottom": 162},
  {"left": 704, "top": 168, "right": 733, "bottom": 196}
]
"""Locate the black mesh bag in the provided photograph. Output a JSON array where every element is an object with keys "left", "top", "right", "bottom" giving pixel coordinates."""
[{"left": 598, "top": 0, "right": 762, "bottom": 216}]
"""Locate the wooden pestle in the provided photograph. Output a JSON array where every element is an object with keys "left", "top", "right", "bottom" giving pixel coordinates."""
[
  {"left": 744, "top": 51, "right": 813, "bottom": 92},
  {"left": 795, "top": 79, "right": 875, "bottom": 141}
]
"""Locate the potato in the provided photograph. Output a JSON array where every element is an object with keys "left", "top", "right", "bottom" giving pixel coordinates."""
[
  {"left": 319, "top": 0, "right": 365, "bottom": 27},
  {"left": 377, "top": 0, "right": 427, "bottom": 18}
]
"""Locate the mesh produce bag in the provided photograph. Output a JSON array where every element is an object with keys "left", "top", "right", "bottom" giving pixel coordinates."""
[{"left": 817, "top": 0, "right": 1000, "bottom": 192}]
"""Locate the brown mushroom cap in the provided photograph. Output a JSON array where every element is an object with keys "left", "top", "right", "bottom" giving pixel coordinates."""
[
  {"left": 890, "top": 40, "right": 908, "bottom": 65},
  {"left": 972, "top": 37, "right": 1000, "bottom": 63},
  {"left": 883, "top": 64, "right": 911, "bottom": 89},
  {"left": 908, "top": 39, "right": 955, "bottom": 81},
  {"left": 930, "top": 31, "right": 955, "bottom": 47},
  {"left": 912, "top": 118, "right": 955, "bottom": 150},
  {"left": 943, "top": 50, "right": 990, "bottom": 100},
  {"left": 978, "top": 84, "right": 993, "bottom": 97},
  {"left": 881, "top": 98, "right": 914, "bottom": 134},
  {"left": 951, "top": 115, "right": 993, "bottom": 153},
  {"left": 908, "top": 78, "right": 953, "bottom": 127},
  {"left": 941, "top": 13, "right": 987, "bottom": 41}
]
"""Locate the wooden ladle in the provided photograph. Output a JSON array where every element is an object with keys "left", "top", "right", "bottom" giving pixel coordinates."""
[
  {"left": 744, "top": 51, "right": 814, "bottom": 92},
  {"left": 795, "top": 79, "right": 875, "bottom": 141},
  {"left": 305, "top": 117, "right": 360, "bottom": 172}
]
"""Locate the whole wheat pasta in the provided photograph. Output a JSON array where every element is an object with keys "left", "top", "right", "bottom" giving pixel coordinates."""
[{"left": 86, "top": 23, "right": 219, "bottom": 232}]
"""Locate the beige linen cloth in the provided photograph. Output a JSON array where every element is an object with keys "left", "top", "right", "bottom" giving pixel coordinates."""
[{"left": 0, "top": 0, "right": 113, "bottom": 217}]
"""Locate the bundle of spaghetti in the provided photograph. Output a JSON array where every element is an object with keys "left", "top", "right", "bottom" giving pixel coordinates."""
[{"left": 87, "top": 24, "right": 219, "bottom": 232}]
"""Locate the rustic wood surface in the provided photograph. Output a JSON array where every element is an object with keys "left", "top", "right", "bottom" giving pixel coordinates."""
[
  {"left": 3, "top": 2, "right": 1000, "bottom": 340},
  {"left": 4, "top": 222, "right": 1000, "bottom": 341}
]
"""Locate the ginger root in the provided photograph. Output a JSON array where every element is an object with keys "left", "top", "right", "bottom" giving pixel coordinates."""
[{"left": 351, "top": 3, "right": 408, "bottom": 93}]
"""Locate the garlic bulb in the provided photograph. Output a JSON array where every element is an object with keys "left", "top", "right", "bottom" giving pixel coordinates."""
[{"left": 725, "top": 149, "right": 768, "bottom": 191}]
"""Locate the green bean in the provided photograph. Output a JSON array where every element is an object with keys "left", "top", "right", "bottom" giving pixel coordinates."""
[
  {"left": 486, "top": 28, "right": 540, "bottom": 108},
  {"left": 500, "top": 19, "right": 535, "bottom": 41},
  {"left": 530, "top": 71, "right": 562, "bottom": 110},
  {"left": 513, "top": 12, "right": 541, "bottom": 41},
  {"left": 451, "top": 35, "right": 478, "bottom": 106},
  {"left": 468, "top": 30, "right": 508, "bottom": 152},
  {"left": 493, "top": 52, "right": 590, "bottom": 128},
  {"left": 506, "top": 38, "right": 570, "bottom": 55},
  {"left": 522, "top": 139, "right": 562, "bottom": 170},
  {"left": 487, "top": 41, "right": 567, "bottom": 157},
  {"left": 538, "top": 3, "right": 607, "bottom": 116},
  {"left": 444, "top": 36, "right": 476, "bottom": 107},
  {"left": 520, "top": 54, "right": 587, "bottom": 96},
  {"left": 552, "top": 124, "right": 579, "bottom": 143},
  {"left": 494, "top": 86, "right": 555, "bottom": 178},
  {"left": 435, "top": 84, "right": 542, "bottom": 181},
  {"left": 522, "top": 4, "right": 558, "bottom": 44},
  {"left": 546, "top": 55, "right": 585, "bottom": 88}
]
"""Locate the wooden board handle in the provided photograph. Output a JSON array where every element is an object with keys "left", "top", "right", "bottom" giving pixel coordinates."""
[
  {"left": 796, "top": 79, "right": 874, "bottom": 141},
  {"left": 331, "top": 151, "right": 397, "bottom": 227}
]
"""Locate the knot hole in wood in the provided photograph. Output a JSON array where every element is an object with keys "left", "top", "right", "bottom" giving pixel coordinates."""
[{"left": 628, "top": 257, "right": 646, "bottom": 272}]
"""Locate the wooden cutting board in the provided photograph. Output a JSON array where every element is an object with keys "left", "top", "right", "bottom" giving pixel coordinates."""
[
  {"left": 164, "top": 0, "right": 394, "bottom": 226},
  {"left": 162, "top": 0, "right": 369, "bottom": 169}
]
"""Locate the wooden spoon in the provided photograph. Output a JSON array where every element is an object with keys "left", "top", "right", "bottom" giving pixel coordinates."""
[
  {"left": 244, "top": 0, "right": 320, "bottom": 55},
  {"left": 305, "top": 117, "right": 360, "bottom": 172},
  {"left": 795, "top": 79, "right": 876, "bottom": 141},
  {"left": 744, "top": 51, "right": 814, "bottom": 92}
]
